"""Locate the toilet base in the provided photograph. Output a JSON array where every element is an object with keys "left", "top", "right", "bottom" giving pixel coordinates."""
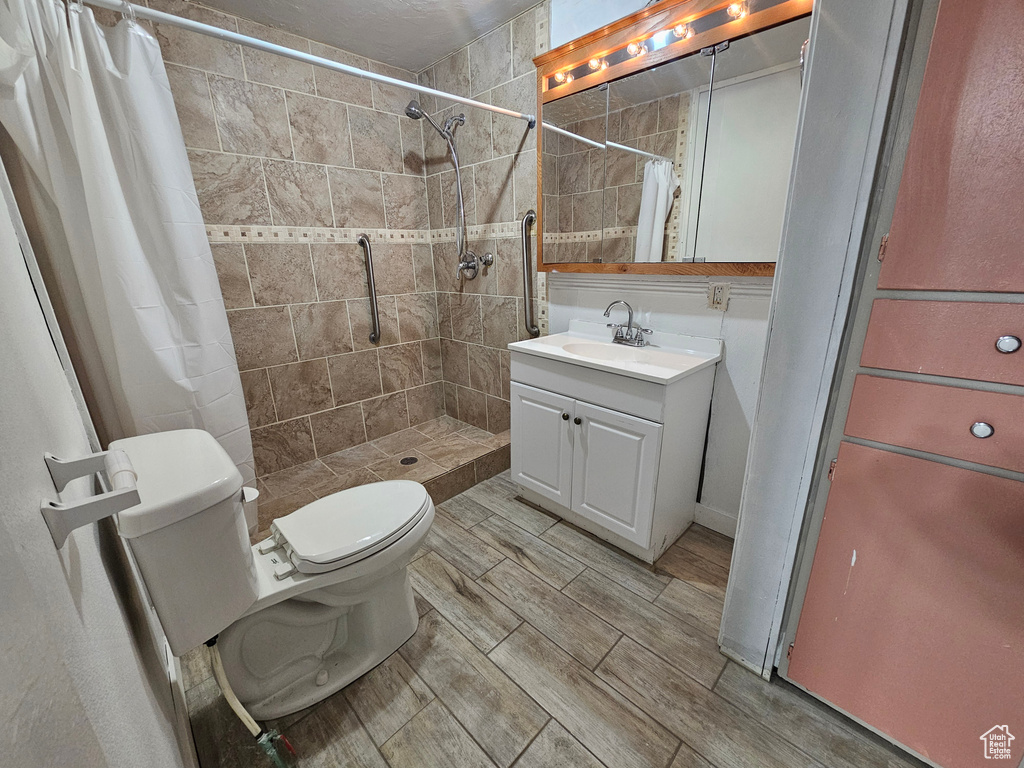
[{"left": 217, "top": 568, "right": 418, "bottom": 720}]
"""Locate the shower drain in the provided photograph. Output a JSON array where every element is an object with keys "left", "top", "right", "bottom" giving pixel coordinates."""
[{"left": 399, "top": 456, "right": 418, "bottom": 465}]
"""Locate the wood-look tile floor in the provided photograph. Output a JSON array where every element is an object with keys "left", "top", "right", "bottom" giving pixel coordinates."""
[{"left": 183, "top": 471, "right": 924, "bottom": 768}]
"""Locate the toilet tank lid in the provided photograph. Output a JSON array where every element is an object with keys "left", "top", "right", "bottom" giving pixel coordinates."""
[{"left": 110, "top": 430, "right": 243, "bottom": 538}]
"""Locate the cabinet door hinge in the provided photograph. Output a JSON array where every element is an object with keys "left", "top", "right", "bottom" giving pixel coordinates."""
[
  {"left": 787, "top": 642, "right": 795, "bottom": 660},
  {"left": 877, "top": 233, "right": 889, "bottom": 262},
  {"left": 827, "top": 458, "right": 838, "bottom": 481}
]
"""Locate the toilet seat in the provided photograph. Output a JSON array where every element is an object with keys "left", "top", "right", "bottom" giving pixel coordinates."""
[{"left": 270, "top": 480, "right": 431, "bottom": 574}]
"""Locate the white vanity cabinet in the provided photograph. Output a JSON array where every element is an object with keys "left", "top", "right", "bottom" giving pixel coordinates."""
[
  {"left": 511, "top": 384, "right": 663, "bottom": 545},
  {"left": 508, "top": 326, "right": 722, "bottom": 563}
]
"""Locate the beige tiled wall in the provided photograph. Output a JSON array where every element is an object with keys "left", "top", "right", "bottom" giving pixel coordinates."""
[
  {"left": 545, "top": 93, "right": 687, "bottom": 264},
  {"left": 151, "top": 0, "right": 442, "bottom": 476},
  {"left": 417, "top": 8, "right": 543, "bottom": 434},
  {"left": 148, "top": 0, "right": 546, "bottom": 477}
]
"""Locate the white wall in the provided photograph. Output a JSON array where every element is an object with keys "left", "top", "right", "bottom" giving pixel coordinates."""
[
  {"left": 546, "top": 273, "right": 772, "bottom": 536},
  {"left": 686, "top": 66, "right": 802, "bottom": 262},
  {"left": 0, "top": 185, "right": 188, "bottom": 765},
  {"left": 549, "top": 0, "right": 646, "bottom": 49}
]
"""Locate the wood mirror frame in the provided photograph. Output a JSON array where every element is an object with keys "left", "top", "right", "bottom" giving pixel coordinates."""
[{"left": 533, "top": 0, "right": 813, "bottom": 275}]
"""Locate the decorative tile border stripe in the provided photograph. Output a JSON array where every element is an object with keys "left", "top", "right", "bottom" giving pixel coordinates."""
[
  {"left": 204, "top": 223, "right": 637, "bottom": 247},
  {"left": 205, "top": 222, "right": 534, "bottom": 245},
  {"left": 542, "top": 227, "right": 638, "bottom": 244},
  {"left": 430, "top": 220, "right": 526, "bottom": 243},
  {"left": 206, "top": 225, "right": 429, "bottom": 244}
]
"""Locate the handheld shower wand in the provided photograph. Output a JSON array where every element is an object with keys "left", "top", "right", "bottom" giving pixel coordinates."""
[{"left": 405, "top": 100, "right": 489, "bottom": 278}]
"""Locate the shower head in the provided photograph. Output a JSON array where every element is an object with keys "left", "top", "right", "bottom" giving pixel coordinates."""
[
  {"left": 404, "top": 100, "right": 423, "bottom": 120},
  {"left": 405, "top": 99, "right": 452, "bottom": 143}
]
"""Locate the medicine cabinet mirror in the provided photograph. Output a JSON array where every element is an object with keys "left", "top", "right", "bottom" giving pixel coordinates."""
[{"left": 534, "top": 0, "right": 812, "bottom": 275}]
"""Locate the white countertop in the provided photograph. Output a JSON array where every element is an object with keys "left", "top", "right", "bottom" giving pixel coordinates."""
[{"left": 509, "top": 321, "right": 722, "bottom": 385}]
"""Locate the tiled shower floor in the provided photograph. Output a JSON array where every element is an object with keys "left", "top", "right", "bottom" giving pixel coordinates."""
[
  {"left": 251, "top": 415, "right": 510, "bottom": 543},
  {"left": 182, "top": 471, "right": 922, "bottom": 768}
]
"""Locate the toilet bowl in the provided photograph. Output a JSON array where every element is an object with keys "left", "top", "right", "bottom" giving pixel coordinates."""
[
  {"left": 108, "top": 429, "right": 433, "bottom": 720},
  {"left": 217, "top": 481, "right": 434, "bottom": 719}
]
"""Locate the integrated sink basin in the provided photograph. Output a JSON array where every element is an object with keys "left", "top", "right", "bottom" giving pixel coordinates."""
[
  {"left": 561, "top": 342, "right": 690, "bottom": 365},
  {"left": 509, "top": 320, "right": 722, "bottom": 385}
]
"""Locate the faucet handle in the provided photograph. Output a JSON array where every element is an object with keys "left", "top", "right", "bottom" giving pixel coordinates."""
[
  {"left": 607, "top": 323, "right": 628, "bottom": 342},
  {"left": 640, "top": 328, "right": 653, "bottom": 335}
]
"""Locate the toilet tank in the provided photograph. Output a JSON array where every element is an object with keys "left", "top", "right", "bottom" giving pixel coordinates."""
[{"left": 109, "top": 430, "right": 259, "bottom": 656}]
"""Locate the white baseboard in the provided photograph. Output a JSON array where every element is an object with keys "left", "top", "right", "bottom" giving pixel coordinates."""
[{"left": 695, "top": 502, "right": 737, "bottom": 539}]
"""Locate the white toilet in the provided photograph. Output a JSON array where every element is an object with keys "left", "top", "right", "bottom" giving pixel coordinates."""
[{"left": 109, "top": 429, "right": 434, "bottom": 719}]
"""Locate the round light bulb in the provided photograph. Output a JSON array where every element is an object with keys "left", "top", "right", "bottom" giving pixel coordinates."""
[
  {"left": 588, "top": 58, "right": 601, "bottom": 70},
  {"left": 553, "top": 71, "right": 566, "bottom": 83},
  {"left": 564, "top": 73, "right": 574, "bottom": 84},
  {"left": 627, "top": 41, "right": 641, "bottom": 56},
  {"left": 727, "top": 2, "right": 747, "bottom": 18},
  {"left": 600, "top": 60, "right": 609, "bottom": 70},
  {"left": 673, "top": 23, "right": 694, "bottom": 39}
]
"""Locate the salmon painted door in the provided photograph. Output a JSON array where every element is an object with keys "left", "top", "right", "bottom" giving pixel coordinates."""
[
  {"left": 878, "top": 0, "right": 1024, "bottom": 291},
  {"left": 788, "top": 442, "right": 1024, "bottom": 767}
]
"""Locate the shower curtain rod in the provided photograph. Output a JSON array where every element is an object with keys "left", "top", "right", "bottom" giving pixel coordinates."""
[
  {"left": 81, "top": 0, "right": 537, "bottom": 128},
  {"left": 607, "top": 140, "right": 672, "bottom": 164},
  {"left": 542, "top": 123, "right": 672, "bottom": 163},
  {"left": 542, "top": 122, "right": 604, "bottom": 149}
]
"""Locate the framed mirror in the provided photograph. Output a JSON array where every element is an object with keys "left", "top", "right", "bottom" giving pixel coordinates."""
[{"left": 534, "top": 0, "right": 812, "bottom": 275}]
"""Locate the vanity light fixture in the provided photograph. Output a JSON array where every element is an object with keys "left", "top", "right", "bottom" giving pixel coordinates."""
[
  {"left": 544, "top": 0, "right": 773, "bottom": 92},
  {"left": 672, "top": 23, "right": 694, "bottom": 39},
  {"left": 727, "top": 2, "right": 748, "bottom": 19}
]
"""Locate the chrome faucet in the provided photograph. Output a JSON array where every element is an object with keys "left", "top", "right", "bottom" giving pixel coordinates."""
[
  {"left": 603, "top": 300, "right": 652, "bottom": 347},
  {"left": 456, "top": 250, "right": 494, "bottom": 280}
]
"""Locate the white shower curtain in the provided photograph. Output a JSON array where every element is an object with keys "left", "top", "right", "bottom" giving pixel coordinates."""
[
  {"left": 0, "top": 0, "right": 254, "bottom": 482},
  {"left": 633, "top": 159, "right": 680, "bottom": 263}
]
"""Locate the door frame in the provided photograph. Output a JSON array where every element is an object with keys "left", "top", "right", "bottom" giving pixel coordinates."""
[{"left": 719, "top": 0, "right": 924, "bottom": 675}]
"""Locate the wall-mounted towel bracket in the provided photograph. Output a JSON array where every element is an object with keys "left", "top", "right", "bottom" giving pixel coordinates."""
[{"left": 41, "top": 450, "right": 141, "bottom": 549}]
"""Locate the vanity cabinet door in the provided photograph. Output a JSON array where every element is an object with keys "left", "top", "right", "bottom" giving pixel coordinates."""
[
  {"left": 570, "top": 401, "right": 662, "bottom": 547},
  {"left": 510, "top": 382, "right": 575, "bottom": 506}
]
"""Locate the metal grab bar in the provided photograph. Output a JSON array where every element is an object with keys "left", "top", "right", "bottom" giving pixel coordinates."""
[
  {"left": 358, "top": 234, "right": 380, "bottom": 344},
  {"left": 521, "top": 211, "right": 540, "bottom": 338}
]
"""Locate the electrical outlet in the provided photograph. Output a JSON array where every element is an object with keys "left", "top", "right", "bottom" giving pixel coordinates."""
[{"left": 708, "top": 283, "right": 730, "bottom": 311}]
